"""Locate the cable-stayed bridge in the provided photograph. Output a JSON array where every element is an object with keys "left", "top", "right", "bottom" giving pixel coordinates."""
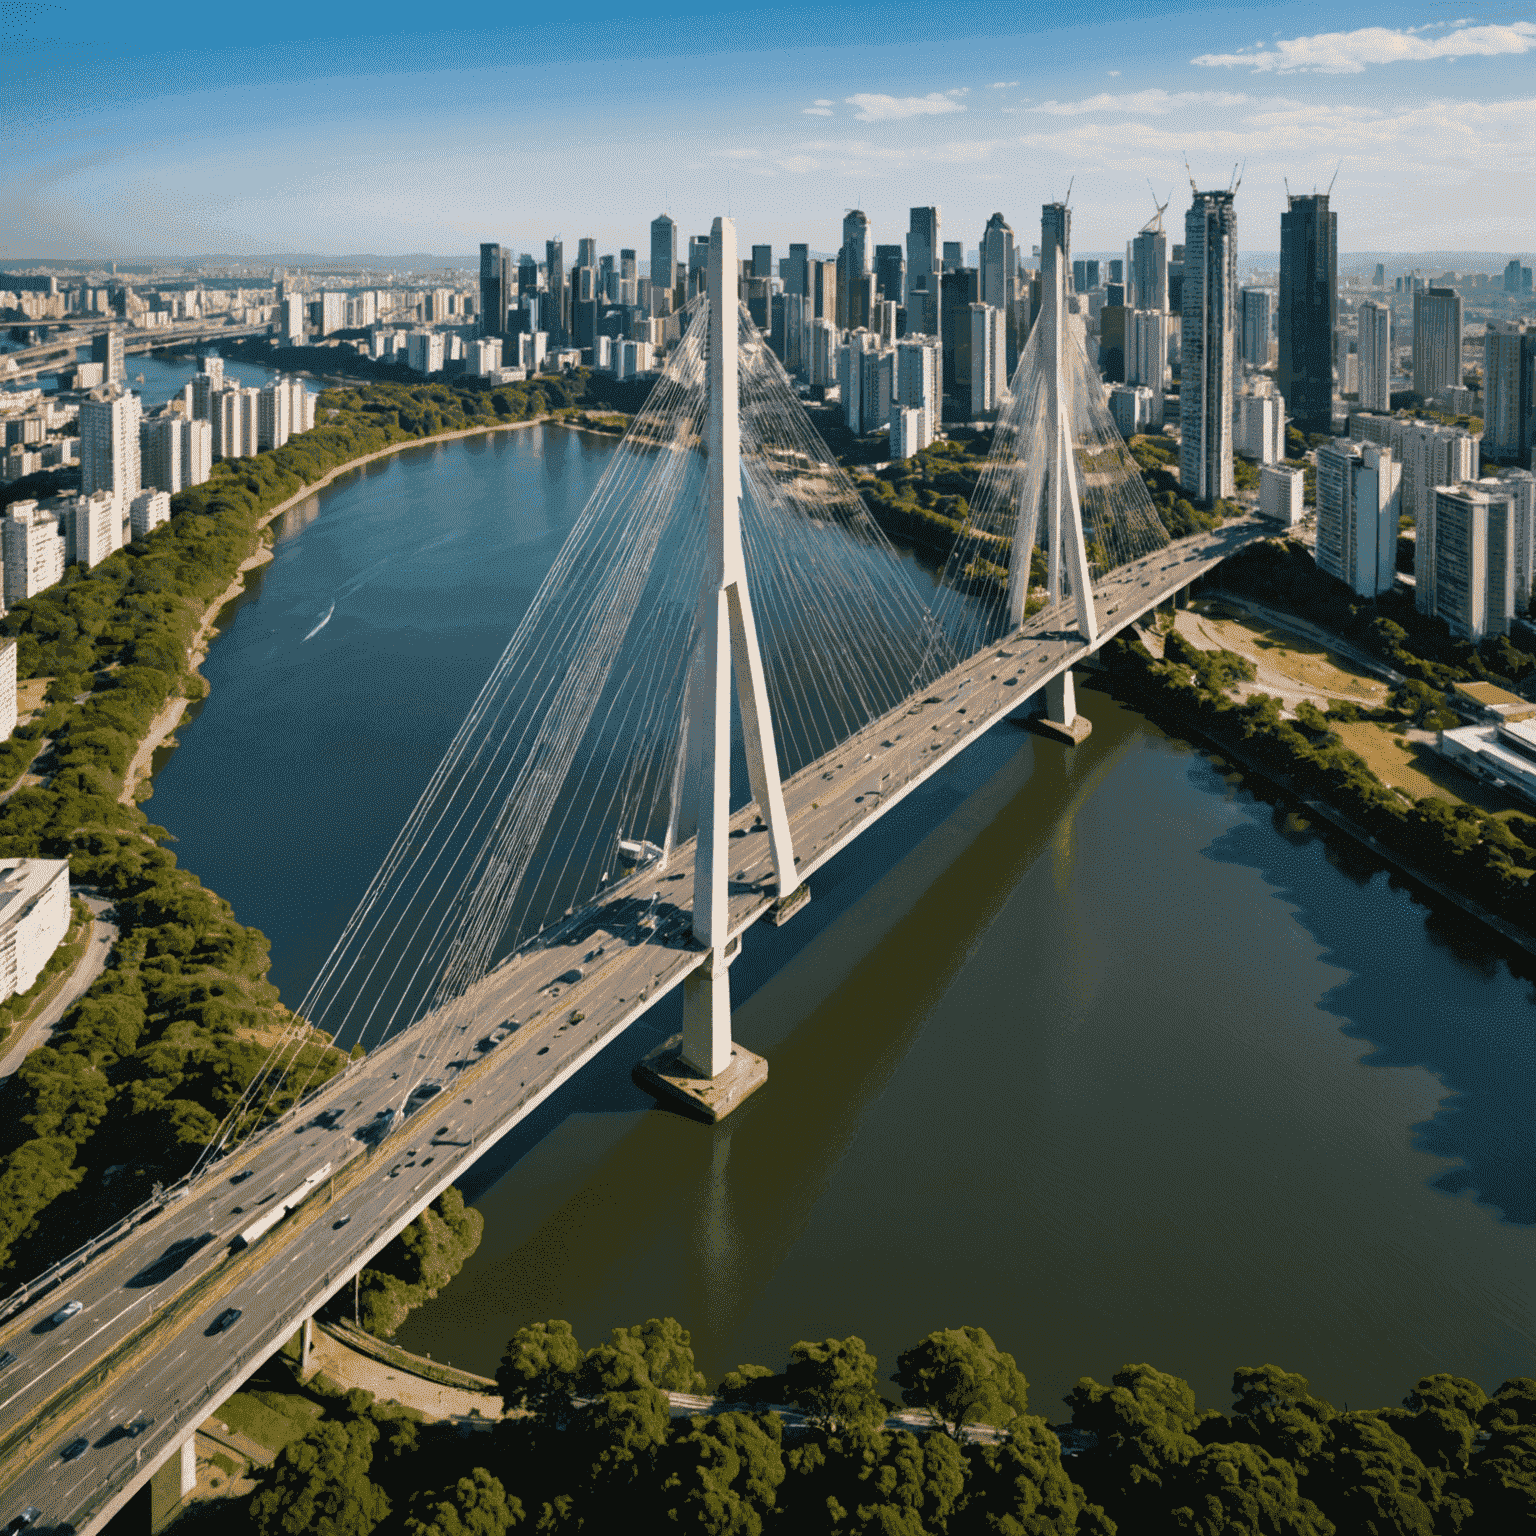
[{"left": 0, "top": 218, "right": 1268, "bottom": 1534}]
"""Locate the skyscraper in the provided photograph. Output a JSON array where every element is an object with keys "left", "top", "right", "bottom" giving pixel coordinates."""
[
  {"left": 545, "top": 240, "right": 567, "bottom": 344},
  {"left": 1040, "top": 203, "right": 1070, "bottom": 298},
  {"left": 479, "top": 243, "right": 510, "bottom": 337},
  {"left": 1278, "top": 192, "right": 1337, "bottom": 434},
  {"left": 1412, "top": 287, "right": 1462, "bottom": 400},
  {"left": 80, "top": 385, "right": 141, "bottom": 501},
  {"left": 979, "top": 213, "right": 1015, "bottom": 310},
  {"left": 650, "top": 215, "right": 677, "bottom": 314},
  {"left": 1483, "top": 322, "right": 1535, "bottom": 463},
  {"left": 969, "top": 303, "right": 1006, "bottom": 417},
  {"left": 1358, "top": 300, "right": 1392, "bottom": 414},
  {"left": 782, "top": 244, "right": 809, "bottom": 299},
  {"left": 1180, "top": 189, "right": 1238, "bottom": 506},
  {"left": 905, "top": 207, "right": 941, "bottom": 336},
  {"left": 874, "top": 245, "right": 905, "bottom": 305},
  {"left": 1129, "top": 218, "right": 1168, "bottom": 312},
  {"left": 1315, "top": 441, "right": 1400, "bottom": 597},
  {"left": 91, "top": 326, "right": 124, "bottom": 383},
  {"left": 839, "top": 210, "right": 872, "bottom": 330},
  {"left": 1240, "top": 288, "right": 1271, "bottom": 368}
]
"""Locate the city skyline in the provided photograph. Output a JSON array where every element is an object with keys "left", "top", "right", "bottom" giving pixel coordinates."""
[{"left": 5, "top": 0, "right": 1533, "bottom": 259}]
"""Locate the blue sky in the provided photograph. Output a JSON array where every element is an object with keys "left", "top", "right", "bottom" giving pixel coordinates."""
[{"left": 4, "top": 0, "right": 1533, "bottom": 262}]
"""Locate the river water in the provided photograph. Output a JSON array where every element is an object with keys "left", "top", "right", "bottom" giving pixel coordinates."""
[{"left": 145, "top": 424, "right": 1535, "bottom": 1416}]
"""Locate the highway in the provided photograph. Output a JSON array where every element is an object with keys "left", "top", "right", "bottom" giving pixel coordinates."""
[
  {"left": 0, "top": 514, "right": 1269, "bottom": 1534},
  {"left": 2, "top": 321, "right": 273, "bottom": 383}
]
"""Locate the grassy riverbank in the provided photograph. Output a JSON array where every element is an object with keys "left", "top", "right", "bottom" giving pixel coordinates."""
[{"left": 0, "top": 371, "right": 591, "bottom": 1284}]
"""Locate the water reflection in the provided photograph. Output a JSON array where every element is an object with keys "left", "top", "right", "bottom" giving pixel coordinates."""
[{"left": 1199, "top": 772, "right": 1536, "bottom": 1225}]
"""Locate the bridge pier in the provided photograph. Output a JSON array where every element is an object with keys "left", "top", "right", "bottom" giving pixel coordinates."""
[
  {"left": 1032, "top": 667, "right": 1093, "bottom": 746},
  {"left": 147, "top": 1436, "right": 198, "bottom": 1532}
]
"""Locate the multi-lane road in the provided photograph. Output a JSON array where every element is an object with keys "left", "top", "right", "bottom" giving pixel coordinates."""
[
  {"left": 2, "top": 321, "right": 272, "bottom": 383},
  {"left": 0, "top": 515, "right": 1269, "bottom": 1534}
]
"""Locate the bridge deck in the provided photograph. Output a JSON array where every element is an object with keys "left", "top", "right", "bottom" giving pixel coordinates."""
[{"left": 0, "top": 517, "right": 1267, "bottom": 1533}]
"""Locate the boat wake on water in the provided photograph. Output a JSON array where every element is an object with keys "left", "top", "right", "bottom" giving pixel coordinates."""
[{"left": 302, "top": 603, "right": 335, "bottom": 642}]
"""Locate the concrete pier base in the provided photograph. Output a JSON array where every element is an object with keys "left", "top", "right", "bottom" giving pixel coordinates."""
[
  {"left": 1031, "top": 667, "right": 1093, "bottom": 745},
  {"left": 634, "top": 1033, "right": 768, "bottom": 1123},
  {"left": 767, "top": 883, "right": 810, "bottom": 926}
]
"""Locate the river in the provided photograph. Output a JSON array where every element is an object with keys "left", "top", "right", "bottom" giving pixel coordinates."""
[{"left": 143, "top": 423, "right": 1535, "bottom": 1417}]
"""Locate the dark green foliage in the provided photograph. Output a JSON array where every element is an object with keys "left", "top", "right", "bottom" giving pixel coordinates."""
[
  {"left": 894, "top": 1325, "right": 1030, "bottom": 1440},
  {"left": 405, "top": 1469, "right": 524, "bottom": 1536},
  {"left": 224, "top": 1335, "right": 1529, "bottom": 1536},
  {"left": 356, "top": 1186, "right": 484, "bottom": 1337},
  {"left": 784, "top": 1335, "right": 891, "bottom": 1435},
  {"left": 250, "top": 1417, "right": 390, "bottom": 1536},
  {"left": 496, "top": 1319, "right": 583, "bottom": 1417}
]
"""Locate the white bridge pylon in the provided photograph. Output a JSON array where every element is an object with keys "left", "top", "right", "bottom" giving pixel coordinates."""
[
  {"left": 1007, "top": 253, "right": 1098, "bottom": 646},
  {"left": 675, "top": 216, "right": 797, "bottom": 1079}
]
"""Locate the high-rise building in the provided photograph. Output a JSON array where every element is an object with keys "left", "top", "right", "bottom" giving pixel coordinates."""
[
  {"left": 1234, "top": 391, "right": 1285, "bottom": 464},
  {"left": 0, "top": 638, "right": 14, "bottom": 743},
  {"left": 809, "top": 260, "right": 837, "bottom": 324},
  {"left": 545, "top": 241, "right": 567, "bottom": 343},
  {"left": 407, "top": 331, "right": 446, "bottom": 375},
  {"left": 838, "top": 210, "right": 872, "bottom": 329},
  {"left": 750, "top": 244, "right": 773, "bottom": 280},
  {"left": 969, "top": 303, "right": 1006, "bottom": 417},
  {"left": 281, "top": 293, "right": 305, "bottom": 341},
  {"left": 139, "top": 409, "right": 210, "bottom": 493},
  {"left": 782, "top": 243, "right": 809, "bottom": 299},
  {"left": 979, "top": 213, "right": 1015, "bottom": 311},
  {"left": 129, "top": 489, "right": 171, "bottom": 541},
  {"left": 79, "top": 385, "right": 141, "bottom": 501},
  {"left": 906, "top": 207, "right": 941, "bottom": 337},
  {"left": 257, "top": 376, "right": 310, "bottom": 451},
  {"left": 210, "top": 385, "right": 259, "bottom": 460},
  {"left": 479, "top": 243, "right": 510, "bottom": 337},
  {"left": 1180, "top": 189, "right": 1238, "bottom": 505},
  {"left": 63, "top": 489, "right": 123, "bottom": 568},
  {"left": 1129, "top": 219, "right": 1168, "bottom": 313},
  {"left": 940, "top": 267, "right": 978, "bottom": 392},
  {"left": 874, "top": 245, "right": 905, "bottom": 305},
  {"left": 1278, "top": 192, "right": 1337, "bottom": 433},
  {"left": 942, "top": 241, "right": 963, "bottom": 272},
  {"left": 1315, "top": 440, "right": 1399, "bottom": 596},
  {"left": 90, "top": 326, "right": 124, "bottom": 383},
  {"left": 1432, "top": 483, "right": 1514, "bottom": 639},
  {"left": 1260, "top": 463, "right": 1307, "bottom": 526},
  {"left": 320, "top": 292, "right": 346, "bottom": 335},
  {"left": 1412, "top": 287, "right": 1463, "bottom": 399},
  {"left": 1040, "top": 203, "right": 1071, "bottom": 297},
  {"left": 1240, "top": 288, "right": 1271, "bottom": 368},
  {"left": 1500, "top": 468, "right": 1536, "bottom": 610},
  {"left": 2, "top": 501, "right": 66, "bottom": 604},
  {"left": 1358, "top": 301, "right": 1392, "bottom": 414},
  {"left": 650, "top": 215, "right": 677, "bottom": 314},
  {"left": 1127, "top": 307, "right": 1170, "bottom": 418},
  {"left": 894, "top": 334, "right": 941, "bottom": 450},
  {"left": 1483, "top": 322, "right": 1535, "bottom": 463}
]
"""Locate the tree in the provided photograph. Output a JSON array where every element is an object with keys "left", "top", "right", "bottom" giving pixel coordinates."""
[
  {"left": 405, "top": 1470, "right": 523, "bottom": 1536},
  {"left": 663, "top": 1411, "right": 787, "bottom": 1536},
  {"left": 496, "top": 1319, "right": 582, "bottom": 1418},
  {"left": 893, "top": 1326, "right": 1029, "bottom": 1440},
  {"left": 1169, "top": 1441, "right": 1334, "bottom": 1535},
  {"left": 955, "top": 1419, "right": 1110, "bottom": 1535},
  {"left": 1228, "top": 1366, "right": 1337, "bottom": 1466},
  {"left": 250, "top": 1419, "right": 389, "bottom": 1536},
  {"left": 784, "top": 1336, "right": 890, "bottom": 1436},
  {"left": 1064, "top": 1363, "right": 1211, "bottom": 1527},
  {"left": 1302, "top": 1411, "right": 1442, "bottom": 1535},
  {"left": 581, "top": 1316, "right": 706, "bottom": 1395}
]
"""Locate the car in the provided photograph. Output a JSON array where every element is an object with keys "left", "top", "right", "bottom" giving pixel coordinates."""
[
  {"left": 60, "top": 1437, "right": 89, "bottom": 1461},
  {"left": 407, "top": 1080, "right": 442, "bottom": 1102},
  {"left": 210, "top": 1307, "right": 242, "bottom": 1334},
  {"left": 125, "top": 1416, "right": 154, "bottom": 1438},
  {"left": 4, "top": 1508, "right": 40, "bottom": 1534},
  {"left": 0, "top": 1350, "right": 16, "bottom": 1372},
  {"left": 332, "top": 1215, "right": 351, "bottom": 1229},
  {"left": 49, "top": 1301, "right": 82, "bottom": 1326},
  {"left": 230, "top": 1169, "right": 254, "bottom": 1184}
]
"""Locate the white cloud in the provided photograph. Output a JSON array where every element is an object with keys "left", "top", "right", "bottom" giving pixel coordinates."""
[
  {"left": 1193, "top": 20, "right": 1536, "bottom": 74},
  {"left": 1108, "top": 70, "right": 1120, "bottom": 77},
  {"left": 1027, "top": 89, "right": 1247, "bottom": 116},
  {"left": 844, "top": 92, "right": 967, "bottom": 122},
  {"left": 988, "top": 81, "right": 1018, "bottom": 89},
  {"left": 802, "top": 105, "right": 833, "bottom": 116}
]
